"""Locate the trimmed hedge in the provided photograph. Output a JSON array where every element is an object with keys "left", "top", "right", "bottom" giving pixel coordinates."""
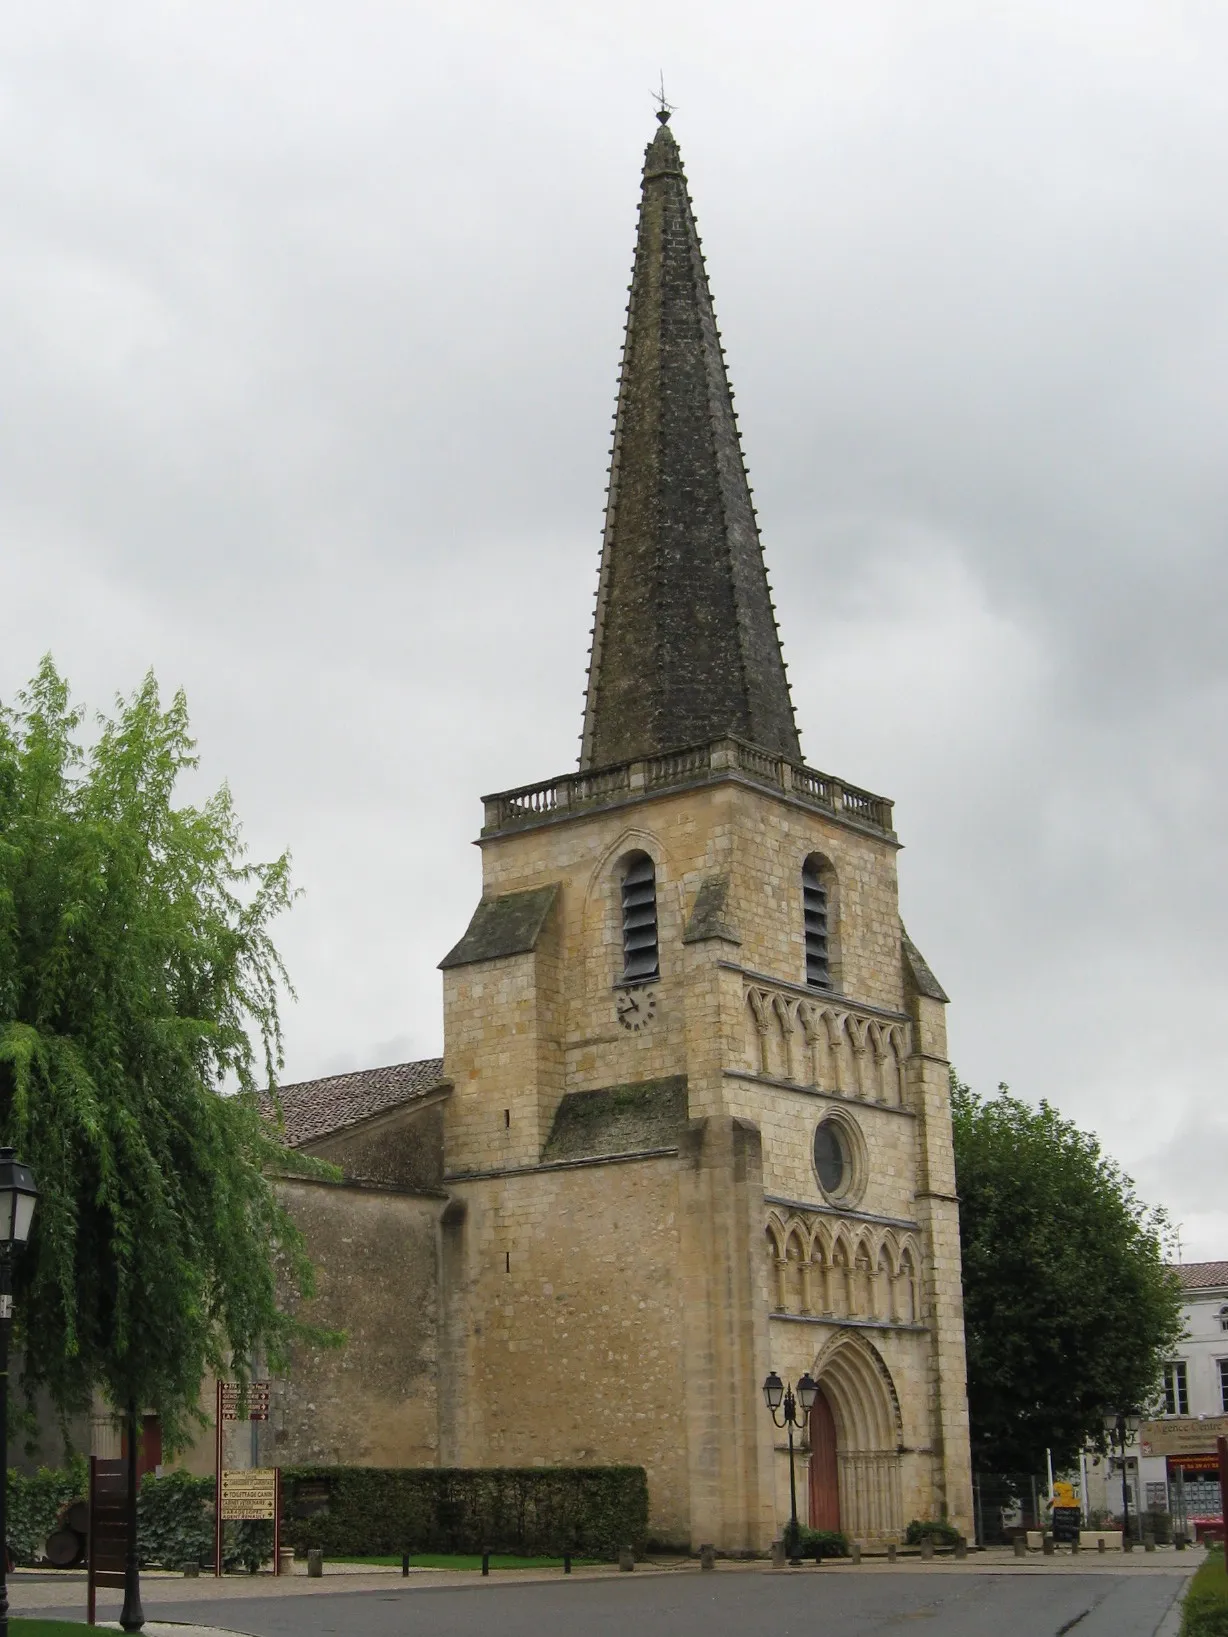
[
  {"left": 1184, "top": 1551, "right": 1228, "bottom": 1637},
  {"left": 281, "top": 1466, "right": 648, "bottom": 1561}
]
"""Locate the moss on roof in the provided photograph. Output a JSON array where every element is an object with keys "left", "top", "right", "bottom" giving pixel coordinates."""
[
  {"left": 543, "top": 1076, "right": 689, "bottom": 1163},
  {"left": 439, "top": 884, "right": 559, "bottom": 970},
  {"left": 901, "top": 926, "right": 949, "bottom": 1003},
  {"left": 682, "top": 873, "right": 741, "bottom": 945}
]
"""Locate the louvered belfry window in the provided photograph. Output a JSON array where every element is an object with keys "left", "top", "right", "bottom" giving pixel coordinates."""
[
  {"left": 803, "top": 856, "right": 831, "bottom": 989},
  {"left": 620, "top": 852, "right": 659, "bottom": 982}
]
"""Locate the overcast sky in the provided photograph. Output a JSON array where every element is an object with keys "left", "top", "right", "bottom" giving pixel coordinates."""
[{"left": 4, "top": 1, "right": 1226, "bottom": 1257}]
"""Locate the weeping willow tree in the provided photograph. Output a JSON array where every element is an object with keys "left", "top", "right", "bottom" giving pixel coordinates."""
[{"left": 0, "top": 657, "right": 328, "bottom": 1453}]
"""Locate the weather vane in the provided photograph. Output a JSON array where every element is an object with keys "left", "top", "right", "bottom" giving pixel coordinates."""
[{"left": 652, "top": 72, "right": 676, "bottom": 123}]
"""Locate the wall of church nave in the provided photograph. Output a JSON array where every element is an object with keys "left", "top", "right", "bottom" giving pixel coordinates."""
[
  {"left": 766, "top": 1322, "right": 947, "bottom": 1541},
  {"left": 267, "top": 1180, "right": 441, "bottom": 1467},
  {"left": 724, "top": 1078, "right": 920, "bottom": 1221},
  {"left": 443, "top": 1156, "right": 692, "bottom": 1544}
]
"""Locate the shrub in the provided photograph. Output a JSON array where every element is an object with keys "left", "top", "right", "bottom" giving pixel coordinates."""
[
  {"left": 7, "top": 1461, "right": 88, "bottom": 1565},
  {"left": 1183, "top": 1551, "right": 1228, "bottom": 1637},
  {"left": 905, "top": 1518, "right": 963, "bottom": 1548},
  {"left": 794, "top": 1526, "right": 848, "bottom": 1559},
  {"left": 281, "top": 1465, "right": 648, "bottom": 1561},
  {"left": 7, "top": 1464, "right": 270, "bottom": 1571}
]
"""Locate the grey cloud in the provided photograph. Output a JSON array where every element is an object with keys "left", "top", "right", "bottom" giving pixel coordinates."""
[{"left": 3, "top": 0, "right": 1226, "bottom": 1254}]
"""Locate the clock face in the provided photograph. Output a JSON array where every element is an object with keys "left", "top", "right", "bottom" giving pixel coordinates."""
[{"left": 616, "top": 987, "right": 658, "bottom": 1032}]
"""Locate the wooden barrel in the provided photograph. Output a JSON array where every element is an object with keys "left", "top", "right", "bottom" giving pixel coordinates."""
[{"left": 45, "top": 1528, "right": 84, "bottom": 1568}]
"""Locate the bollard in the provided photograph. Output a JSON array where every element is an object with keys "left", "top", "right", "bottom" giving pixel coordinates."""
[
  {"left": 1124, "top": 1536, "right": 1134, "bottom": 1553},
  {"left": 1013, "top": 1537, "right": 1027, "bottom": 1559},
  {"left": 887, "top": 1543, "right": 897, "bottom": 1564},
  {"left": 1144, "top": 1537, "right": 1156, "bottom": 1553},
  {"left": 850, "top": 1543, "right": 861, "bottom": 1566},
  {"left": 813, "top": 1545, "right": 823, "bottom": 1567},
  {"left": 307, "top": 1549, "right": 323, "bottom": 1579},
  {"left": 770, "top": 1540, "right": 786, "bottom": 1568},
  {"left": 699, "top": 1544, "right": 715, "bottom": 1572},
  {"left": 619, "top": 1546, "right": 636, "bottom": 1572},
  {"left": 1042, "top": 1535, "right": 1055, "bottom": 1557},
  {"left": 1176, "top": 1535, "right": 1188, "bottom": 1551},
  {"left": 564, "top": 1552, "right": 572, "bottom": 1574},
  {"left": 402, "top": 1551, "right": 410, "bottom": 1577},
  {"left": 1098, "top": 1538, "right": 1106, "bottom": 1554},
  {"left": 482, "top": 1550, "right": 490, "bottom": 1576},
  {"left": 955, "top": 1537, "right": 967, "bottom": 1560},
  {"left": 1071, "top": 1537, "right": 1080, "bottom": 1555},
  {"left": 920, "top": 1536, "right": 934, "bottom": 1561}
]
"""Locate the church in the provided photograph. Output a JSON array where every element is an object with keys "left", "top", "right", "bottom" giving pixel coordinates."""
[{"left": 260, "top": 110, "right": 974, "bottom": 1553}]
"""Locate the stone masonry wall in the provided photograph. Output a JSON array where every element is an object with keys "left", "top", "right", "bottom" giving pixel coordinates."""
[
  {"left": 442, "top": 1155, "right": 691, "bottom": 1545},
  {"left": 267, "top": 1179, "right": 441, "bottom": 1468}
]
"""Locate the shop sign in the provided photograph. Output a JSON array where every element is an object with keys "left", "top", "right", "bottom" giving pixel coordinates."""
[{"left": 1140, "top": 1417, "right": 1228, "bottom": 1456}]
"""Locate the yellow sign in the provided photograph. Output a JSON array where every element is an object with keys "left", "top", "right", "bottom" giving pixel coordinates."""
[
  {"left": 1139, "top": 1418, "right": 1228, "bottom": 1457},
  {"left": 220, "top": 1468, "right": 277, "bottom": 1521},
  {"left": 1051, "top": 1481, "right": 1079, "bottom": 1508}
]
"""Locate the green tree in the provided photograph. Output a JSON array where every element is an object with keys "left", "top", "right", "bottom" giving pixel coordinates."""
[
  {"left": 951, "top": 1074, "right": 1183, "bottom": 1473},
  {"left": 0, "top": 657, "right": 329, "bottom": 1451}
]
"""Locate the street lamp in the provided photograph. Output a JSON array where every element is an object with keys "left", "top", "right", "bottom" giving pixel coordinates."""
[
  {"left": 1103, "top": 1411, "right": 1142, "bottom": 1548},
  {"left": 763, "top": 1371, "right": 818, "bottom": 1563},
  {"left": 0, "top": 1148, "right": 38, "bottom": 1637}
]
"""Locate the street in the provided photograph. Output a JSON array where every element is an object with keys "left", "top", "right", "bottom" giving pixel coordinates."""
[{"left": 28, "top": 1564, "right": 1190, "bottom": 1637}]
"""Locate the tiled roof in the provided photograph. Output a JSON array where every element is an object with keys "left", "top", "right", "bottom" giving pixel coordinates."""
[
  {"left": 264, "top": 1058, "right": 445, "bottom": 1148},
  {"left": 1176, "top": 1262, "right": 1228, "bottom": 1292}
]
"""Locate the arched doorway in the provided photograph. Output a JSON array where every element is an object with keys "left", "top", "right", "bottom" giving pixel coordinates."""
[
  {"left": 810, "top": 1335, "right": 904, "bottom": 1540},
  {"left": 808, "top": 1389, "right": 840, "bottom": 1531}
]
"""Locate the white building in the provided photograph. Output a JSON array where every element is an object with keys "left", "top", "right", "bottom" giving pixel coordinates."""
[{"left": 1084, "top": 1261, "right": 1228, "bottom": 1537}]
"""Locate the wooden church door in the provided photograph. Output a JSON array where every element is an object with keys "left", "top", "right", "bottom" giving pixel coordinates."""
[{"left": 808, "top": 1390, "right": 840, "bottom": 1531}]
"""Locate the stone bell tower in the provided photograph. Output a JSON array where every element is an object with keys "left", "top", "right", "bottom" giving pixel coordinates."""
[{"left": 435, "top": 111, "right": 973, "bottom": 1552}]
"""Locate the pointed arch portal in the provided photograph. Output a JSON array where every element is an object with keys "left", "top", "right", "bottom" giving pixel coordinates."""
[{"left": 809, "top": 1335, "right": 904, "bottom": 1540}]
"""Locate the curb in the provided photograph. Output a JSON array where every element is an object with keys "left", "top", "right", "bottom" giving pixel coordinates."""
[{"left": 98, "top": 1624, "right": 261, "bottom": 1636}]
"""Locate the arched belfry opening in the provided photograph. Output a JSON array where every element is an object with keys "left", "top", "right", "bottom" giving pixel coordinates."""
[{"left": 808, "top": 1335, "right": 903, "bottom": 1540}]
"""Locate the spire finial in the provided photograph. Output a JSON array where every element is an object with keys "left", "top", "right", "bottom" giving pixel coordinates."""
[{"left": 652, "top": 72, "right": 675, "bottom": 124}]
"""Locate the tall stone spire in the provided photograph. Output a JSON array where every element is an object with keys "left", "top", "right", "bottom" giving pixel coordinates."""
[{"left": 579, "top": 113, "right": 802, "bottom": 772}]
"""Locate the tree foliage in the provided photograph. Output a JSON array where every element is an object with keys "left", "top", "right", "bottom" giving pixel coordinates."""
[
  {"left": 951, "top": 1073, "right": 1183, "bottom": 1473},
  {"left": 0, "top": 658, "right": 328, "bottom": 1450}
]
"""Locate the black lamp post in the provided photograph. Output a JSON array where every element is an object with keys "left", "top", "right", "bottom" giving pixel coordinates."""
[
  {"left": 1103, "top": 1411, "right": 1142, "bottom": 1547},
  {"left": 763, "top": 1370, "right": 818, "bottom": 1564},
  {"left": 0, "top": 1148, "right": 38, "bottom": 1637}
]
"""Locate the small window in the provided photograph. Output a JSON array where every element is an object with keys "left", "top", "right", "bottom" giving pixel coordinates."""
[
  {"left": 620, "top": 852, "right": 659, "bottom": 982},
  {"left": 1163, "top": 1360, "right": 1188, "bottom": 1417},
  {"left": 1219, "top": 1360, "right": 1228, "bottom": 1414},
  {"left": 1219, "top": 1305, "right": 1228, "bottom": 1333},
  {"left": 802, "top": 856, "right": 831, "bottom": 989}
]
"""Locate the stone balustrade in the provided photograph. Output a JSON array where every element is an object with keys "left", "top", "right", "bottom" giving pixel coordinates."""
[{"left": 482, "top": 736, "right": 895, "bottom": 838}]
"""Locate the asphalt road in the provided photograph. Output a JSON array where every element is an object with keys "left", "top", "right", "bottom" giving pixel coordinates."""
[{"left": 58, "top": 1569, "right": 1188, "bottom": 1637}]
